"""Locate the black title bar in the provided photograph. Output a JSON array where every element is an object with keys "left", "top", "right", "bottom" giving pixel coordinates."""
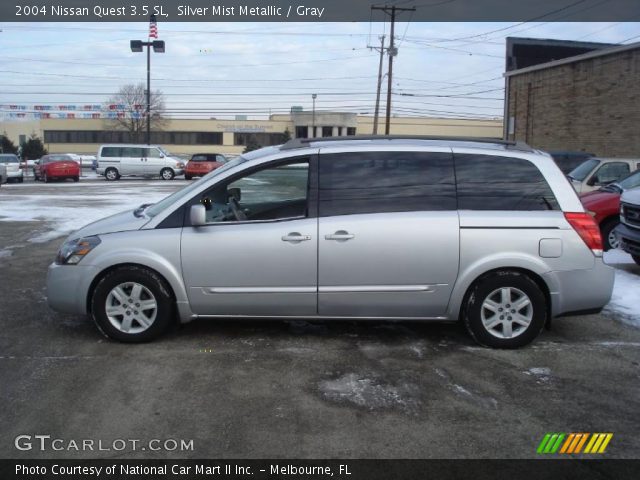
[{"left": 3, "top": 0, "right": 639, "bottom": 22}]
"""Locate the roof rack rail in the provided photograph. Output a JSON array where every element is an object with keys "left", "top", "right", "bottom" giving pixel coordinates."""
[{"left": 280, "top": 135, "right": 531, "bottom": 151}]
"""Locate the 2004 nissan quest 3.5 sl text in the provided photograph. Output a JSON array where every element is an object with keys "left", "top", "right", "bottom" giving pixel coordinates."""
[{"left": 46, "top": 136, "right": 614, "bottom": 348}]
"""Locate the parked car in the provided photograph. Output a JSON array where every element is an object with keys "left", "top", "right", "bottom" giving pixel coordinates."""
[
  {"left": 95, "top": 144, "right": 185, "bottom": 181},
  {"left": 615, "top": 187, "right": 640, "bottom": 266},
  {"left": 0, "top": 153, "right": 24, "bottom": 183},
  {"left": 184, "top": 153, "right": 227, "bottom": 180},
  {"left": 47, "top": 136, "right": 613, "bottom": 348},
  {"left": 548, "top": 150, "right": 595, "bottom": 175},
  {"left": 0, "top": 163, "right": 7, "bottom": 186},
  {"left": 567, "top": 157, "right": 640, "bottom": 194},
  {"left": 579, "top": 169, "right": 640, "bottom": 250},
  {"left": 34, "top": 154, "right": 80, "bottom": 182}
]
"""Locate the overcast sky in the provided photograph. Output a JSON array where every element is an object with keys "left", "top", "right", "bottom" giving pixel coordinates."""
[{"left": 1, "top": 21, "right": 639, "bottom": 121}]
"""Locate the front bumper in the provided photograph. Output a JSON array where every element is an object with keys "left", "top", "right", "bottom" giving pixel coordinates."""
[
  {"left": 46, "top": 263, "right": 99, "bottom": 315},
  {"left": 615, "top": 223, "right": 640, "bottom": 257},
  {"left": 6, "top": 170, "right": 23, "bottom": 179}
]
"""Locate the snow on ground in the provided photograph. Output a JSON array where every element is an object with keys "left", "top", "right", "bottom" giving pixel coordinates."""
[
  {"left": 0, "top": 185, "right": 177, "bottom": 243},
  {"left": 603, "top": 249, "right": 635, "bottom": 265},
  {"left": 605, "top": 269, "right": 640, "bottom": 327}
]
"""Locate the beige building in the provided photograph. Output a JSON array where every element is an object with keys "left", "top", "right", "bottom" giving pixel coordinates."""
[{"left": 2, "top": 112, "right": 502, "bottom": 157}]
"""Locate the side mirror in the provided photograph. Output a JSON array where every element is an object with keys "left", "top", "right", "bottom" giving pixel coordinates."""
[
  {"left": 587, "top": 176, "right": 598, "bottom": 186},
  {"left": 190, "top": 204, "right": 206, "bottom": 226},
  {"left": 159, "top": 154, "right": 165, "bottom": 158}
]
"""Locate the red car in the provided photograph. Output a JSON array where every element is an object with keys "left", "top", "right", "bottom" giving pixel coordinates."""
[
  {"left": 184, "top": 153, "right": 226, "bottom": 180},
  {"left": 34, "top": 154, "right": 80, "bottom": 183},
  {"left": 580, "top": 169, "right": 640, "bottom": 250}
]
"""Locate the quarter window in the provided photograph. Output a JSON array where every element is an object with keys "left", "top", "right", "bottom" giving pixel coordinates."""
[
  {"left": 455, "top": 154, "right": 559, "bottom": 211},
  {"left": 318, "top": 151, "right": 456, "bottom": 216}
]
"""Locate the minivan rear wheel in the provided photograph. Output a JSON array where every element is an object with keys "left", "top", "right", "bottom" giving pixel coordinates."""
[
  {"left": 463, "top": 271, "right": 546, "bottom": 348},
  {"left": 91, "top": 266, "right": 174, "bottom": 342},
  {"left": 105, "top": 168, "right": 119, "bottom": 181},
  {"left": 632, "top": 255, "right": 640, "bottom": 266}
]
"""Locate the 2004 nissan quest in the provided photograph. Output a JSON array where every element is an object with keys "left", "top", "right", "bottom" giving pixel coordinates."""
[{"left": 47, "top": 136, "right": 614, "bottom": 348}]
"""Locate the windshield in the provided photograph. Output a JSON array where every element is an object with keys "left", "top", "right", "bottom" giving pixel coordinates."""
[
  {"left": 158, "top": 146, "right": 171, "bottom": 156},
  {"left": 146, "top": 156, "right": 247, "bottom": 218},
  {"left": 0, "top": 154, "right": 19, "bottom": 163},
  {"left": 568, "top": 158, "right": 600, "bottom": 181}
]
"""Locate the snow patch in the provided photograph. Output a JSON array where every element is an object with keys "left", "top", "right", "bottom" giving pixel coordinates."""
[
  {"left": 524, "top": 367, "right": 552, "bottom": 384},
  {"left": 0, "top": 248, "right": 13, "bottom": 260},
  {"left": 319, "top": 373, "right": 420, "bottom": 413},
  {"left": 605, "top": 269, "right": 640, "bottom": 327},
  {"left": 603, "top": 249, "right": 635, "bottom": 265}
]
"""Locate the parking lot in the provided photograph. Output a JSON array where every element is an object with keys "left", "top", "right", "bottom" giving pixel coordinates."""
[{"left": 1, "top": 178, "right": 640, "bottom": 459}]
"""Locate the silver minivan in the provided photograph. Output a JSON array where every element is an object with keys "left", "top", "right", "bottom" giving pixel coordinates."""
[
  {"left": 47, "top": 137, "right": 614, "bottom": 348},
  {"left": 96, "top": 144, "right": 185, "bottom": 180}
]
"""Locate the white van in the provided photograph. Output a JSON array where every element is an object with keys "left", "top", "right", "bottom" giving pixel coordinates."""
[{"left": 96, "top": 145, "right": 185, "bottom": 181}]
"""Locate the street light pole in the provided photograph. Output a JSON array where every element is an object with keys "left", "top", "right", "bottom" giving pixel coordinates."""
[
  {"left": 146, "top": 42, "right": 151, "bottom": 145},
  {"left": 312, "top": 93, "right": 317, "bottom": 138},
  {"left": 130, "top": 33, "right": 164, "bottom": 145}
]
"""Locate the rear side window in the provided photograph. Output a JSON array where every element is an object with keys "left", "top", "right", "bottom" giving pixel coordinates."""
[
  {"left": 319, "top": 151, "right": 456, "bottom": 217},
  {"left": 122, "top": 147, "right": 144, "bottom": 158},
  {"left": 101, "top": 147, "right": 121, "bottom": 158},
  {"left": 455, "top": 154, "right": 559, "bottom": 211}
]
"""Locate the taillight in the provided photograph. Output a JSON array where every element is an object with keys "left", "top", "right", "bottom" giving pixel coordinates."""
[{"left": 564, "top": 212, "right": 603, "bottom": 256}]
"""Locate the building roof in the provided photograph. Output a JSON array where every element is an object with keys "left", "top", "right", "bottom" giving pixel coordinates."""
[
  {"left": 505, "top": 41, "right": 640, "bottom": 77},
  {"left": 505, "top": 37, "right": 618, "bottom": 72}
]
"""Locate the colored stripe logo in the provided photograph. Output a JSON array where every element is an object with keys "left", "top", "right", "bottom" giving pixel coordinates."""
[{"left": 537, "top": 433, "right": 613, "bottom": 454}]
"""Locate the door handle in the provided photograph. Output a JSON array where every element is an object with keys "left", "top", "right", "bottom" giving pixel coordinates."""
[
  {"left": 325, "top": 230, "right": 355, "bottom": 241},
  {"left": 282, "top": 232, "right": 311, "bottom": 243}
]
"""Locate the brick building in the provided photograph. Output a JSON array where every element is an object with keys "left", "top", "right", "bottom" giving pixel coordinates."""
[{"left": 504, "top": 42, "right": 640, "bottom": 157}]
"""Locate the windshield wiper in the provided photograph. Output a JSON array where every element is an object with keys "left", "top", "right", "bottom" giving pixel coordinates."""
[{"left": 133, "top": 203, "right": 153, "bottom": 218}]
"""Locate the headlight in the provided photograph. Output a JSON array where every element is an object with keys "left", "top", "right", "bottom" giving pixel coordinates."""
[
  {"left": 55, "top": 236, "right": 101, "bottom": 265},
  {"left": 176, "top": 162, "right": 185, "bottom": 168}
]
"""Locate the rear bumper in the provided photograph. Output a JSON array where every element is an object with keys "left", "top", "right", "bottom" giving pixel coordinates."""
[
  {"left": 544, "top": 258, "right": 614, "bottom": 317},
  {"left": 615, "top": 223, "right": 640, "bottom": 256},
  {"left": 6, "top": 170, "right": 23, "bottom": 179}
]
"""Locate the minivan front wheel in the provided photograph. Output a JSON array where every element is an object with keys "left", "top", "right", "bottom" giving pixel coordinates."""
[
  {"left": 91, "top": 266, "right": 173, "bottom": 342},
  {"left": 160, "top": 168, "right": 175, "bottom": 180},
  {"left": 463, "top": 271, "right": 546, "bottom": 348}
]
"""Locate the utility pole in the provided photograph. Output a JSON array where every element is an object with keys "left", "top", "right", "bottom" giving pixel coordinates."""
[
  {"left": 370, "top": 35, "right": 386, "bottom": 135},
  {"left": 371, "top": 4, "right": 415, "bottom": 135}
]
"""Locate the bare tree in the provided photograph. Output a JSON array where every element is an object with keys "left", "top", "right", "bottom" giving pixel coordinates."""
[{"left": 104, "top": 83, "right": 168, "bottom": 143}]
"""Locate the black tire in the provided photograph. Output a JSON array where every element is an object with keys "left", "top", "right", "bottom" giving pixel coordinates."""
[
  {"left": 632, "top": 255, "right": 640, "bottom": 266},
  {"left": 44, "top": 172, "right": 50, "bottom": 183},
  {"left": 73, "top": 176, "right": 80, "bottom": 182},
  {"left": 17, "top": 177, "right": 23, "bottom": 183},
  {"left": 601, "top": 218, "right": 619, "bottom": 251},
  {"left": 463, "top": 271, "right": 547, "bottom": 349},
  {"left": 91, "top": 266, "right": 174, "bottom": 342},
  {"left": 185, "top": 174, "right": 192, "bottom": 180},
  {"left": 105, "top": 167, "right": 119, "bottom": 181},
  {"left": 160, "top": 168, "right": 175, "bottom": 180}
]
